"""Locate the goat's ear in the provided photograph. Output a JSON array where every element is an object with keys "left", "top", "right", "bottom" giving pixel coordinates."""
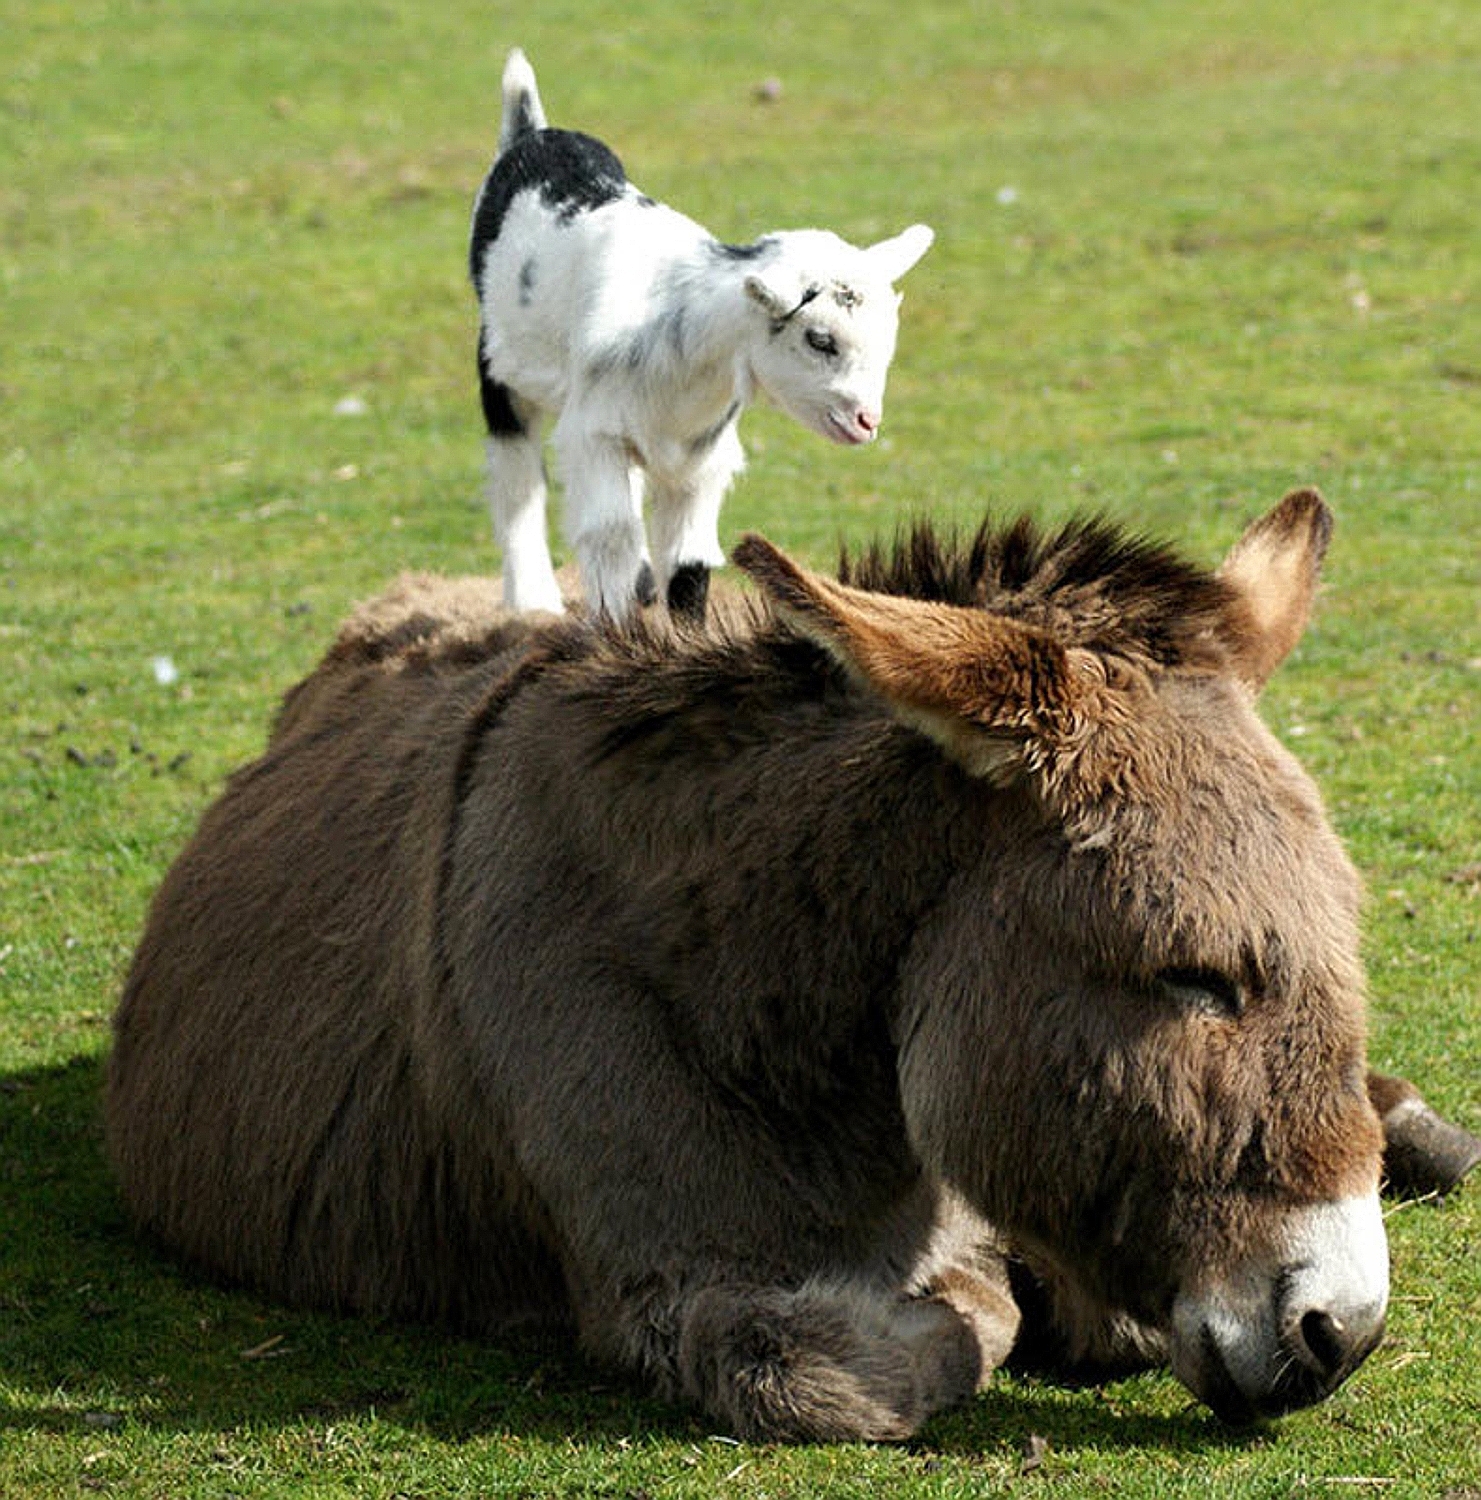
[
  {"left": 1216, "top": 488, "right": 1333, "bottom": 691},
  {"left": 744, "top": 269, "right": 797, "bottom": 320},
  {"left": 734, "top": 533, "right": 1095, "bottom": 779},
  {"left": 866, "top": 224, "right": 934, "bottom": 284}
]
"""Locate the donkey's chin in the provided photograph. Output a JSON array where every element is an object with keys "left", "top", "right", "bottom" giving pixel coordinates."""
[
  {"left": 1171, "top": 1317, "right": 1384, "bottom": 1427},
  {"left": 1168, "top": 1193, "right": 1390, "bottom": 1425}
]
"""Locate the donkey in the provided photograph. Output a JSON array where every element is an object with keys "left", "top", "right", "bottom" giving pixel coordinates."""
[{"left": 111, "top": 490, "right": 1407, "bottom": 1441}]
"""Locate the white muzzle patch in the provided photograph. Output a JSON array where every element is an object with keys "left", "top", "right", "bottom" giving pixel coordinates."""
[{"left": 1170, "top": 1192, "right": 1389, "bottom": 1423}]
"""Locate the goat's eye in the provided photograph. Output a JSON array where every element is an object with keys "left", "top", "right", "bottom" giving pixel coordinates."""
[
  {"left": 804, "top": 328, "right": 839, "bottom": 358},
  {"left": 1156, "top": 966, "right": 1245, "bottom": 1019}
]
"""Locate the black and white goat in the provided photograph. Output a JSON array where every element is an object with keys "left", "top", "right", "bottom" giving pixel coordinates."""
[{"left": 470, "top": 50, "right": 934, "bottom": 619}]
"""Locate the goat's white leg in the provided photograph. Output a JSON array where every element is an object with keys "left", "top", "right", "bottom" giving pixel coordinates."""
[
  {"left": 647, "top": 426, "right": 742, "bottom": 619},
  {"left": 625, "top": 461, "right": 658, "bottom": 608},
  {"left": 486, "top": 431, "right": 564, "bottom": 614},
  {"left": 554, "top": 429, "right": 650, "bottom": 621},
  {"left": 478, "top": 358, "right": 564, "bottom": 614}
]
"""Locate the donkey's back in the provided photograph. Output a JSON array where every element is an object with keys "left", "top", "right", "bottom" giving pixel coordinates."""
[{"left": 108, "top": 580, "right": 574, "bottom": 1328}]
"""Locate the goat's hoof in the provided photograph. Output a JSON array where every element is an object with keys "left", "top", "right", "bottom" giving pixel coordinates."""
[
  {"left": 667, "top": 562, "right": 710, "bottom": 622},
  {"left": 634, "top": 562, "right": 659, "bottom": 608}
]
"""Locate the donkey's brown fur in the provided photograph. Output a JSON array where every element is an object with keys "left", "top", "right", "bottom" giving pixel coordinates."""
[{"left": 108, "top": 491, "right": 1393, "bottom": 1440}]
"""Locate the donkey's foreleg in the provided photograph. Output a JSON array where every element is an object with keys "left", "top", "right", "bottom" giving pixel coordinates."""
[{"left": 671, "top": 1280, "right": 992, "bottom": 1442}]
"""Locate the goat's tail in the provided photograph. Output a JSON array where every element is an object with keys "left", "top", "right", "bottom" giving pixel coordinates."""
[{"left": 498, "top": 48, "right": 547, "bottom": 154}]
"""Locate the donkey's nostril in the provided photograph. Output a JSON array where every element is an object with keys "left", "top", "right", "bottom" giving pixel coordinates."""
[{"left": 1297, "top": 1309, "right": 1351, "bottom": 1378}]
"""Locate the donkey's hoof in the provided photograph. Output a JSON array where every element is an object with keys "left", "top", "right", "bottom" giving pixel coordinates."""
[{"left": 1381, "top": 1097, "right": 1481, "bottom": 1199}]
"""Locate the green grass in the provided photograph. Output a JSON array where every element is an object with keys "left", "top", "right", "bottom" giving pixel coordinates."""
[{"left": 3, "top": 0, "right": 1479, "bottom": 1493}]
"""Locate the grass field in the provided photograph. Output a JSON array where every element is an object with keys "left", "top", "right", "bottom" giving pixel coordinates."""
[{"left": 3, "top": 0, "right": 1479, "bottom": 1494}]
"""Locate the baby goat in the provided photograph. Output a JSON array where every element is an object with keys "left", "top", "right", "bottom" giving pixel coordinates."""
[{"left": 470, "top": 50, "right": 933, "bottom": 620}]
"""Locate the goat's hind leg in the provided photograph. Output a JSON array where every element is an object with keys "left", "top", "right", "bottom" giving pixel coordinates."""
[{"left": 480, "top": 364, "right": 563, "bottom": 614}]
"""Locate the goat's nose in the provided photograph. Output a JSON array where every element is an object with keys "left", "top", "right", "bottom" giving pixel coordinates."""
[{"left": 855, "top": 408, "right": 880, "bottom": 437}]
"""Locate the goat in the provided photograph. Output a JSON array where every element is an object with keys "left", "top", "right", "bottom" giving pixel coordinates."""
[{"left": 469, "top": 49, "right": 934, "bottom": 621}]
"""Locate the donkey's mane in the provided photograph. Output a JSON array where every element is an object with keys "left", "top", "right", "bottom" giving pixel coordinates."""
[
  {"left": 554, "top": 514, "right": 1242, "bottom": 770},
  {"left": 318, "top": 515, "right": 1241, "bottom": 763},
  {"left": 837, "top": 514, "right": 1238, "bottom": 670}
]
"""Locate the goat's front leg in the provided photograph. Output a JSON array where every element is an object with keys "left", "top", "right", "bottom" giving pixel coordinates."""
[
  {"left": 647, "top": 426, "right": 742, "bottom": 621},
  {"left": 554, "top": 428, "right": 651, "bottom": 621}
]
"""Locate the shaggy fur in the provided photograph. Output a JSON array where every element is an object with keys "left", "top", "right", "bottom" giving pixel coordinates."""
[
  {"left": 838, "top": 512, "right": 1239, "bottom": 669},
  {"left": 109, "top": 493, "right": 1401, "bottom": 1440}
]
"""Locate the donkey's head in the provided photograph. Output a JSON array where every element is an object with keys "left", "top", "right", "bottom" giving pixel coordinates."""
[{"left": 736, "top": 491, "right": 1388, "bottom": 1422}]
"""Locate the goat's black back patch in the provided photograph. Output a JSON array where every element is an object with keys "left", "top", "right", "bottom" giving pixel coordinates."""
[{"left": 470, "top": 129, "right": 631, "bottom": 283}]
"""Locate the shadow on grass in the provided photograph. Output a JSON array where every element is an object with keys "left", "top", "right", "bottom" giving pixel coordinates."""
[
  {"left": 0, "top": 1055, "right": 1239, "bottom": 1460},
  {"left": 919, "top": 1377, "right": 1259, "bottom": 1463}
]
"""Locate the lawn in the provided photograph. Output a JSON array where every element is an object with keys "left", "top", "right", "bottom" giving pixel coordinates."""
[{"left": 2, "top": 0, "right": 1478, "bottom": 1494}]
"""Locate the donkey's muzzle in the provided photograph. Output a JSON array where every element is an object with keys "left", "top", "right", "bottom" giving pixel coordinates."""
[
  {"left": 1287, "top": 1303, "right": 1385, "bottom": 1389},
  {"left": 1196, "top": 1302, "right": 1386, "bottom": 1425},
  {"left": 1171, "top": 1192, "right": 1390, "bottom": 1424}
]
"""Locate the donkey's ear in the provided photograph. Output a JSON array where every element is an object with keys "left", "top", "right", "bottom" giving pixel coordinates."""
[
  {"left": 1216, "top": 488, "right": 1333, "bottom": 690},
  {"left": 733, "top": 534, "right": 1091, "bottom": 779}
]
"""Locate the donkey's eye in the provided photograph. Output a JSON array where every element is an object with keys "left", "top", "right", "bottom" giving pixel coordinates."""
[
  {"left": 804, "top": 327, "right": 839, "bottom": 358},
  {"left": 1156, "top": 966, "right": 1245, "bottom": 1018}
]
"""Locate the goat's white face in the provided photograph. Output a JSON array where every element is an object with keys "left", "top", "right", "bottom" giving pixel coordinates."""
[{"left": 744, "top": 225, "right": 932, "bottom": 446}]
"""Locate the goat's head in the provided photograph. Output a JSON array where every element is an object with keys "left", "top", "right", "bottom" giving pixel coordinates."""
[{"left": 744, "top": 225, "right": 933, "bottom": 446}]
